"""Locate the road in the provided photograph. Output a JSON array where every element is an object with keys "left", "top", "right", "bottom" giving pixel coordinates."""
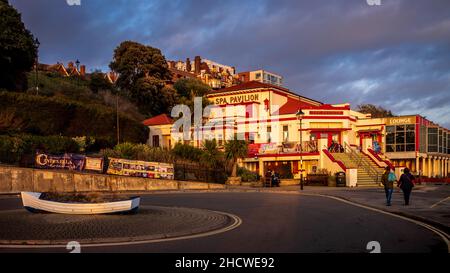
[{"left": 0, "top": 192, "right": 447, "bottom": 253}]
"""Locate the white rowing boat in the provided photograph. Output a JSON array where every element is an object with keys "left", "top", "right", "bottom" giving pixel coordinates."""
[{"left": 21, "top": 192, "right": 140, "bottom": 215}]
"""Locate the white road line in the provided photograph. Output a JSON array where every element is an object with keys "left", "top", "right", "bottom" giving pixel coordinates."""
[
  {"left": 0, "top": 210, "right": 242, "bottom": 249},
  {"left": 430, "top": 196, "right": 450, "bottom": 209}
]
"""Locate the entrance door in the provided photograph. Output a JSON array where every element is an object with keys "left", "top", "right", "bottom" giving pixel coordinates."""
[{"left": 152, "top": 135, "right": 160, "bottom": 147}]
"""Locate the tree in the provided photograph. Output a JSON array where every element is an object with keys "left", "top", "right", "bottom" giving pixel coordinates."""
[
  {"left": 224, "top": 139, "right": 248, "bottom": 177},
  {"left": 355, "top": 104, "right": 395, "bottom": 118},
  {"left": 174, "top": 78, "right": 211, "bottom": 98},
  {"left": 89, "top": 71, "right": 112, "bottom": 93},
  {"left": 0, "top": 0, "right": 37, "bottom": 91},
  {"left": 109, "top": 41, "right": 171, "bottom": 91},
  {"left": 109, "top": 41, "right": 176, "bottom": 115},
  {"left": 201, "top": 139, "right": 223, "bottom": 168},
  {"left": 131, "top": 77, "right": 178, "bottom": 116}
]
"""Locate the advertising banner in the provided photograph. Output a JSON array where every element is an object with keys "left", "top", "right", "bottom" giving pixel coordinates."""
[
  {"left": 35, "top": 152, "right": 85, "bottom": 171},
  {"left": 85, "top": 157, "right": 104, "bottom": 172},
  {"left": 107, "top": 158, "right": 174, "bottom": 179}
]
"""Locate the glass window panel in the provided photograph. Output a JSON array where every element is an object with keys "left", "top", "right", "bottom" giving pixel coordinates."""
[
  {"left": 386, "top": 126, "right": 395, "bottom": 133},
  {"left": 386, "top": 145, "right": 395, "bottom": 152},
  {"left": 406, "top": 144, "right": 415, "bottom": 151},
  {"left": 396, "top": 132, "right": 405, "bottom": 144},
  {"left": 386, "top": 132, "right": 395, "bottom": 144},
  {"left": 406, "top": 132, "right": 415, "bottom": 144},
  {"left": 396, "top": 125, "right": 405, "bottom": 131},
  {"left": 396, "top": 144, "right": 405, "bottom": 152},
  {"left": 406, "top": 125, "right": 415, "bottom": 131}
]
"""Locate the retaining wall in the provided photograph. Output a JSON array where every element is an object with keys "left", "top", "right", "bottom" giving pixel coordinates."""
[{"left": 0, "top": 165, "right": 226, "bottom": 194}]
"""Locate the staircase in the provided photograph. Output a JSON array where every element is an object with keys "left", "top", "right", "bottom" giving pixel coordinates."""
[{"left": 331, "top": 143, "right": 385, "bottom": 187}]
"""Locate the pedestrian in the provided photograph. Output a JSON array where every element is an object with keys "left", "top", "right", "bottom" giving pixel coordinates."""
[
  {"left": 273, "top": 171, "right": 280, "bottom": 187},
  {"left": 398, "top": 168, "right": 415, "bottom": 205},
  {"left": 381, "top": 166, "right": 395, "bottom": 206}
]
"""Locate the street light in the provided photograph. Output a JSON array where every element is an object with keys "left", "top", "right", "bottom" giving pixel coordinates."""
[
  {"left": 75, "top": 59, "right": 80, "bottom": 86},
  {"left": 34, "top": 38, "right": 40, "bottom": 95},
  {"left": 296, "top": 109, "right": 305, "bottom": 190}
]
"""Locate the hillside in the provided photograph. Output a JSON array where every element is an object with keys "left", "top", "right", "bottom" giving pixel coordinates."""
[{"left": 0, "top": 72, "right": 149, "bottom": 145}]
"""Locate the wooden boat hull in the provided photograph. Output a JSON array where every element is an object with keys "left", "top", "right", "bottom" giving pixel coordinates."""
[{"left": 21, "top": 192, "right": 140, "bottom": 215}]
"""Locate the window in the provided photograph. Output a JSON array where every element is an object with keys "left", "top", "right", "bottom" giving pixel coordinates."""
[
  {"left": 267, "top": 126, "right": 272, "bottom": 143},
  {"left": 255, "top": 73, "right": 261, "bottom": 79},
  {"left": 428, "top": 128, "right": 438, "bottom": 152},
  {"left": 385, "top": 124, "right": 416, "bottom": 152},
  {"left": 283, "top": 125, "right": 289, "bottom": 142},
  {"left": 447, "top": 132, "right": 450, "bottom": 154},
  {"left": 439, "top": 129, "right": 443, "bottom": 153}
]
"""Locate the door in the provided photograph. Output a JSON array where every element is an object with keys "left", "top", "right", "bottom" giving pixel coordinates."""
[{"left": 152, "top": 135, "right": 160, "bottom": 147}]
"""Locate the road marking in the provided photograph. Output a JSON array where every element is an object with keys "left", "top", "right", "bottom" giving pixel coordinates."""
[
  {"left": 300, "top": 193, "right": 450, "bottom": 253},
  {"left": 430, "top": 196, "right": 450, "bottom": 209},
  {"left": 0, "top": 210, "right": 242, "bottom": 249}
]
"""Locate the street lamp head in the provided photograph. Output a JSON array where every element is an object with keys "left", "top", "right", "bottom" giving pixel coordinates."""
[
  {"left": 295, "top": 109, "right": 305, "bottom": 120},
  {"left": 75, "top": 59, "right": 80, "bottom": 66}
]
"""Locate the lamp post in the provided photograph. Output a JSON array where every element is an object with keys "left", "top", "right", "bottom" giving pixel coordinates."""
[
  {"left": 34, "top": 38, "right": 40, "bottom": 95},
  {"left": 296, "top": 109, "right": 305, "bottom": 190},
  {"left": 75, "top": 59, "right": 80, "bottom": 86}
]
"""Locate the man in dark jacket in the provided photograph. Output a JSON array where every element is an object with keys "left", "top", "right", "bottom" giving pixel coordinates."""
[{"left": 398, "top": 168, "right": 415, "bottom": 205}]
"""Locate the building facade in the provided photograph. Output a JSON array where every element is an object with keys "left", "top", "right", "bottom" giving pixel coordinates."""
[
  {"left": 144, "top": 81, "right": 450, "bottom": 184},
  {"left": 238, "top": 70, "right": 283, "bottom": 86},
  {"left": 167, "top": 56, "right": 240, "bottom": 89}
]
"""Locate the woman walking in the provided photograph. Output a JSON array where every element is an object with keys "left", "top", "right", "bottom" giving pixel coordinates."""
[{"left": 398, "top": 168, "right": 415, "bottom": 205}]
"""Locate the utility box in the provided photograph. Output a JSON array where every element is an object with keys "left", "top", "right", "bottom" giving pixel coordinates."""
[{"left": 346, "top": 169, "right": 358, "bottom": 187}]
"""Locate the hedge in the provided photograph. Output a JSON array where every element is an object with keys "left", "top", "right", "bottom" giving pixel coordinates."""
[
  {"left": 0, "top": 134, "right": 80, "bottom": 165},
  {"left": 0, "top": 91, "right": 148, "bottom": 143}
]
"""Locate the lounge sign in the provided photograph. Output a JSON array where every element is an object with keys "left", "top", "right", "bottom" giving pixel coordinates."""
[
  {"left": 214, "top": 94, "right": 259, "bottom": 105},
  {"left": 35, "top": 153, "right": 85, "bottom": 171},
  {"left": 386, "top": 116, "right": 416, "bottom": 125}
]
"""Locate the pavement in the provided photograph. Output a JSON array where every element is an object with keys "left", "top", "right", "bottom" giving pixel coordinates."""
[
  {"left": 226, "top": 184, "right": 450, "bottom": 232},
  {"left": 0, "top": 184, "right": 448, "bottom": 253}
]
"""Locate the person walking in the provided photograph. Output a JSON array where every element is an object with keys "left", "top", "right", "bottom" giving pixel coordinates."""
[
  {"left": 398, "top": 168, "right": 415, "bottom": 205},
  {"left": 381, "top": 166, "right": 395, "bottom": 206}
]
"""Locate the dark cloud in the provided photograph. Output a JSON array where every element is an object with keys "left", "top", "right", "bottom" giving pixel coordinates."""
[{"left": 9, "top": 0, "right": 450, "bottom": 127}]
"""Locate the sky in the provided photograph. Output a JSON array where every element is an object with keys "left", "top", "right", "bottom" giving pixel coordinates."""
[{"left": 9, "top": 0, "right": 450, "bottom": 128}]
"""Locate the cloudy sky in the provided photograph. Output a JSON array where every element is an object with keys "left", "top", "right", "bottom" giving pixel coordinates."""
[{"left": 10, "top": 0, "right": 450, "bottom": 128}]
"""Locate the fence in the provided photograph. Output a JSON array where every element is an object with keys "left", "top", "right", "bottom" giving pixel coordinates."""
[{"left": 174, "top": 163, "right": 227, "bottom": 184}]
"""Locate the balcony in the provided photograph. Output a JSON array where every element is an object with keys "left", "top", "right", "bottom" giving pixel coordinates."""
[{"left": 248, "top": 140, "right": 319, "bottom": 157}]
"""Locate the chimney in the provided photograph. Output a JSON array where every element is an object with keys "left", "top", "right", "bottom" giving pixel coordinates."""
[
  {"left": 186, "top": 58, "right": 191, "bottom": 72},
  {"left": 80, "top": 65, "right": 86, "bottom": 76},
  {"left": 194, "top": 56, "right": 201, "bottom": 75}
]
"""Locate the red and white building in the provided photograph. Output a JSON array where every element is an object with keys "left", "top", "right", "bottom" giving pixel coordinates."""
[{"left": 143, "top": 81, "right": 450, "bottom": 185}]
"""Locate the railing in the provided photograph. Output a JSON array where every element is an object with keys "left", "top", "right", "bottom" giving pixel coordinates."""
[{"left": 344, "top": 142, "right": 379, "bottom": 182}]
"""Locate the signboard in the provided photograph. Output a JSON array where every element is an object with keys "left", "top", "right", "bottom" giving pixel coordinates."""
[
  {"left": 106, "top": 158, "right": 174, "bottom": 179},
  {"left": 214, "top": 93, "right": 259, "bottom": 105},
  {"left": 386, "top": 116, "right": 416, "bottom": 126},
  {"left": 35, "top": 152, "right": 85, "bottom": 171},
  {"left": 85, "top": 157, "right": 104, "bottom": 172}
]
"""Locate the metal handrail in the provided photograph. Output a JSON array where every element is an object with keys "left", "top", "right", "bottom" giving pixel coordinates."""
[{"left": 343, "top": 142, "right": 379, "bottom": 182}]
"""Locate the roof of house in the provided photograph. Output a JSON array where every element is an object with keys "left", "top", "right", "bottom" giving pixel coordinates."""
[
  {"left": 142, "top": 113, "right": 174, "bottom": 126},
  {"left": 208, "top": 81, "right": 323, "bottom": 106}
]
